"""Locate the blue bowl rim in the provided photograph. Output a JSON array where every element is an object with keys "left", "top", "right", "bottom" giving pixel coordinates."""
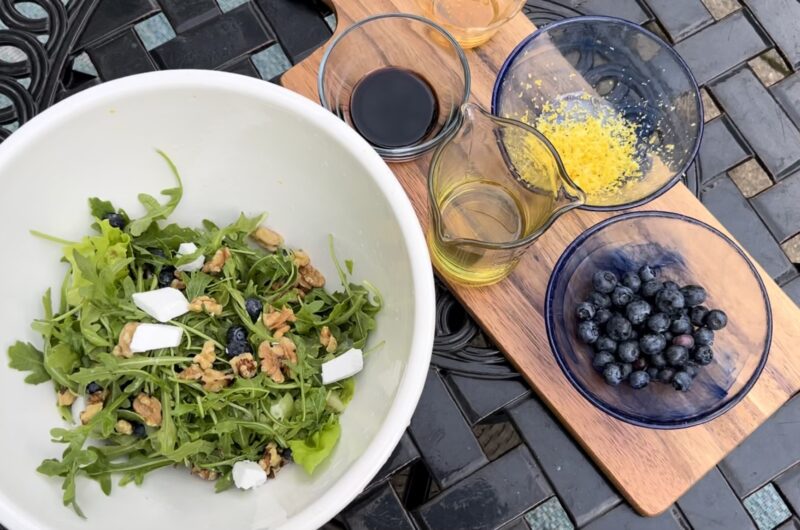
[
  {"left": 490, "top": 16, "right": 705, "bottom": 212},
  {"left": 544, "top": 210, "right": 773, "bottom": 429}
]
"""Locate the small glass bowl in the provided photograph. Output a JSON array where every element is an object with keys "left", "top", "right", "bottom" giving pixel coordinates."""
[
  {"left": 546, "top": 211, "right": 772, "bottom": 429},
  {"left": 415, "top": 0, "right": 526, "bottom": 49},
  {"left": 492, "top": 16, "right": 703, "bottom": 210},
  {"left": 318, "top": 13, "right": 471, "bottom": 162}
]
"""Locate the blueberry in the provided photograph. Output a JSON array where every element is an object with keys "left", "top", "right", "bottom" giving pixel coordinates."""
[
  {"left": 86, "top": 382, "right": 102, "bottom": 394},
  {"left": 670, "top": 314, "right": 692, "bottom": 335},
  {"left": 663, "top": 281, "right": 679, "bottom": 291},
  {"left": 147, "top": 247, "right": 166, "bottom": 259},
  {"left": 638, "top": 264, "right": 659, "bottom": 282},
  {"left": 641, "top": 280, "right": 663, "bottom": 298},
  {"left": 625, "top": 299, "right": 651, "bottom": 325},
  {"left": 690, "top": 305, "right": 709, "bottom": 326},
  {"left": 281, "top": 448, "right": 293, "bottom": 462},
  {"left": 227, "top": 325, "right": 248, "bottom": 344},
  {"left": 576, "top": 302, "right": 596, "bottom": 321},
  {"left": 586, "top": 291, "right": 611, "bottom": 310},
  {"left": 226, "top": 340, "right": 251, "bottom": 358},
  {"left": 606, "top": 315, "right": 632, "bottom": 341},
  {"left": 672, "top": 334, "right": 694, "bottom": 349},
  {"left": 656, "top": 288, "right": 685, "bottom": 313},
  {"left": 693, "top": 345, "right": 714, "bottom": 365},
  {"left": 672, "top": 371, "right": 693, "bottom": 391},
  {"left": 610, "top": 286, "right": 634, "bottom": 307},
  {"left": 657, "top": 368, "right": 676, "bottom": 384},
  {"left": 663, "top": 331, "right": 674, "bottom": 342},
  {"left": 705, "top": 309, "right": 727, "bottom": 330},
  {"left": 622, "top": 271, "right": 642, "bottom": 293},
  {"left": 595, "top": 336, "right": 617, "bottom": 353},
  {"left": 603, "top": 363, "right": 624, "bottom": 386},
  {"left": 632, "top": 357, "right": 648, "bottom": 371},
  {"left": 647, "top": 366, "right": 660, "bottom": 379},
  {"left": 694, "top": 327, "right": 714, "bottom": 346},
  {"left": 681, "top": 285, "right": 707, "bottom": 307},
  {"left": 132, "top": 422, "right": 146, "bottom": 438},
  {"left": 629, "top": 370, "right": 650, "bottom": 389},
  {"left": 103, "top": 212, "right": 126, "bottom": 229},
  {"left": 639, "top": 333, "right": 667, "bottom": 355},
  {"left": 665, "top": 345, "right": 688, "bottom": 367},
  {"left": 647, "top": 312, "right": 671, "bottom": 333},
  {"left": 592, "top": 351, "right": 616, "bottom": 371},
  {"left": 593, "top": 308, "right": 612, "bottom": 325},
  {"left": 158, "top": 265, "right": 177, "bottom": 288},
  {"left": 629, "top": 329, "right": 639, "bottom": 341},
  {"left": 684, "top": 363, "right": 699, "bottom": 378},
  {"left": 577, "top": 320, "right": 600, "bottom": 344},
  {"left": 592, "top": 270, "right": 618, "bottom": 294},
  {"left": 651, "top": 353, "right": 668, "bottom": 369},
  {"left": 245, "top": 298, "right": 263, "bottom": 322},
  {"left": 617, "top": 340, "right": 640, "bottom": 363},
  {"left": 619, "top": 362, "right": 633, "bottom": 380}
]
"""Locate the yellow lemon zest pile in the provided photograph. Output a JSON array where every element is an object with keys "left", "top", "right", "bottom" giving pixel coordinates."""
[{"left": 530, "top": 97, "right": 642, "bottom": 200}]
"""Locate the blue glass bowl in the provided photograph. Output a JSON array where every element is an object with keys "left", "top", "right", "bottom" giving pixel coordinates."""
[
  {"left": 492, "top": 16, "right": 703, "bottom": 210},
  {"left": 546, "top": 212, "right": 772, "bottom": 429}
]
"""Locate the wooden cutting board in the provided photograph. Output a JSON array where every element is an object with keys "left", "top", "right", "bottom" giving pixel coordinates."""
[{"left": 281, "top": 1, "right": 800, "bottom": 516}]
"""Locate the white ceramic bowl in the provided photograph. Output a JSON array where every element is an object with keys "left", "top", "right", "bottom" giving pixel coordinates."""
[{"left": 0, "top": 71, "right": 435, "bottom": 530}]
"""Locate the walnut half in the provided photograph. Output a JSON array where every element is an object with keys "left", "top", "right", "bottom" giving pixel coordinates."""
[
  {"left": 79, "top": 402, "right": 103, "bottom": 425},
  {"left": 188, "top": 295, "right": 223, "bottom": 316},
  {"left": 298, "top": 264, "right": 325, "bottom": 291},
  {"left": 319, "top": 326, "right": 337, "bottom": 354},
  {"left": 112, "top": 322, "right": 139, "bottom": 358},
  {"left": 133, "top": 393, "right": 162, "bottom": 427},
  {"left": 230, "top": 353, "right": 258, "bottom": 379},
  {"left": 202, "top": 247, "right": 231, "bottom": 274},
  {"left": 251, "top": 226, "right": 283, "bottom": 252},
  {"left": 191, "top": 466, "right": 219, "bottom": 481},
  {"left": 56, "top": 388, "right": 77, "bottom": 407},
  {"left": 263, "top": 306, "right": 296, "bottom": 339},
  {"left": 258, "top": 337, "right": 297, "bottom": 383},
  {"left": 115, "top": 419, "right": 133, "bottom": 435},
  {"left": 201, "top": 368, "right": 232, "bottom": 392},
  {"left": 258, "top": 442, "right": 285, "bottom": 478}
]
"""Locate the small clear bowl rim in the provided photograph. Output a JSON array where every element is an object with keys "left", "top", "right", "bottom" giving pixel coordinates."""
[
  {"left": 431, "top": 0, "right": 527, "bottom": 33},
  {"left": 318, "top": 13, "right": 472, "bottom": 160},
  {"left": 490, "top": 15, "right": 705, "bottom": 211},
  {"left": 545, "top": 210, "right": 773, "bottom": 429}
]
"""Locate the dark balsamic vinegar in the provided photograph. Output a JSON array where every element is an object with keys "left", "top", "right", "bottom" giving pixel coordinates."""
[{"left": 349, "top": 67, "right": 439, "bottom": 149}]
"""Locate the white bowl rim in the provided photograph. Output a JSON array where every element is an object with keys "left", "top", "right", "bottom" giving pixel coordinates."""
[{"left": 0, "top": 70, "right": 436, "bottom": 530}]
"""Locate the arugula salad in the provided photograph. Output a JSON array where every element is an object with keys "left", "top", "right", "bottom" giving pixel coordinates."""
[{"left": 7, "top": 152, "right": 381, "bottom": 516}]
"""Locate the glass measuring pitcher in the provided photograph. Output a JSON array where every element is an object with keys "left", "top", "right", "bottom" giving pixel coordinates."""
[{"left": 428, "top": 103, "right": 585, "bottom": 286}]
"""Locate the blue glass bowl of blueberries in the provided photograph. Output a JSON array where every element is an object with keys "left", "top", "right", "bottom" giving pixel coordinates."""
[{"left": 546, "top": 211, "right": 772, "bottom": 429}]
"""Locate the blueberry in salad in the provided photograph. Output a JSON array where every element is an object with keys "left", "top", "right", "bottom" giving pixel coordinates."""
[{"left": 574, "top": 264, "right": 728, "bottom": 391}]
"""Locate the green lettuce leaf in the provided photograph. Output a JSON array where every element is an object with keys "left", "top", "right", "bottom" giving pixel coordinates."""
[
  {"left": 62, "top": 221, "right": 131, "bottom": 307},
  {"left": 287, "top": 418, "right": 341, "bottom": 475}
]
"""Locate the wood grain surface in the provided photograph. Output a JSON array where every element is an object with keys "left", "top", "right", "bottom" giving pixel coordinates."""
[{"left": 281, "top": 1, "right": 800, "bottom": 516}]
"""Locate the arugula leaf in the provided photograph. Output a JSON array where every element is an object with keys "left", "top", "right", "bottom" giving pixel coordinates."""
[
  {"left": 287, "top": 418, "right": 341, "bottom": 474},
  {"left": 8, "top": 341, "right": 50, "bottom": 384},
  {"left": 88, "top": 198, "right": 116, "bottom": 220},
  {"left": 127, "top": 151, "right": 183, "bottom": 237}
]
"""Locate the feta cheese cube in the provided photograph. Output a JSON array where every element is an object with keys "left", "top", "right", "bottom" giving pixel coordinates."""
[
  {"left": 129, "top": 323, "right": 183, "bottom": 353},
  {"left": 176, "top": 242, "right": 205, "bottom": 272},
  {"left": 232, "top": 461, "right": 267, "bottom": 490},
  {"left": 132, "top": 287, "right": 189, "bottom": 322},
  {"left": 321, "top": 348, "right": 364, "bottom": 385}
]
